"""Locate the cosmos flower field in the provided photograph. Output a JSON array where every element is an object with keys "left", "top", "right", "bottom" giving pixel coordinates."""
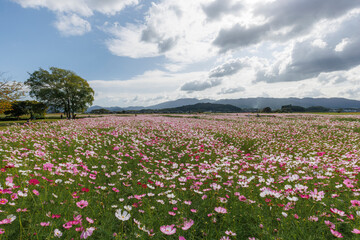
[{"left": 1, "top": 114, "right": 360, "bottom": 239}]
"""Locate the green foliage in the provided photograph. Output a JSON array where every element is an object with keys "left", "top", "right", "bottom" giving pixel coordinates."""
[
  {"left": 4, "top": 100, "right": 47, "bottom": 118},
  {"left": 25, "top": 67, "right": 94, "bottom": 119},
  {"left": 281, "top": 105, "right": 306, "bottom": 113},
  {"left": 333, "top": 117, "right": 360, "bottom": 122},
  {"left": 261, "top": 107, "right": 272, "bottom": 113},
  {"left": 353, "top": 127, "right": 360, "bottom": 133},
  {"left": 90, "top": 108, "right": 111, "bottom": 114},
  {"left": 306, "top": 106, "right": 330, "bottom": 112},
  {"left": 161, "top": 103, "right": 242, "bottom": 113}
]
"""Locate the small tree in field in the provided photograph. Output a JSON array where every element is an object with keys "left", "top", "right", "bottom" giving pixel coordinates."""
[
  {"left": 0, "top": 72, "right": 25, "bottom": 114},
  {"left": 25, "top": 67, "right": 94, "bottom": 119}
]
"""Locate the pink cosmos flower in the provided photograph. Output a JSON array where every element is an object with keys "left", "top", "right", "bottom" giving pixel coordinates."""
[
  {"left": 40, "top": 222, "right": 50, "bottom": 226},
  {"left": 325, "top": 220, "right": 335, "bottom": 229},
  {"left": 11, "top": 193, "right": 18, "bottom": 200},
  {"left": 86, "top": 217, "right": 94, "bottom": 223},
  {"left": 214, "top": 207, "right": 227, "bottom": 214},
  {"left": 352, "top": 229, "right": 360, "bottom": 234},
  {"left": 63, "top": 222, "right": 72, "bottom": 229},
  {"left": 351, "top": 200, "right": 360, "bottom": 207},
  {"left": 225, "top": 230, "right": 236, "bottom": 236},
  {"left": 160, "top": 225, "right": 176, "bottom": 235},
  {"left": 330, "top": 229, "right": 343, "bottom": 238},
  {"left": 0, "top": 228, "right": 4, "bottom": 234},
  {"left": 238, "top": 195, "right": 247, "bottom": 202},
  {"left": 169, "top": 211, "right": 176, "bottom": 216},
  {"left": 343, "top": 179, "right": 354, "bottom": 188},
  {"left": 33, "top": 189, "right": 39, "bottom": 196},
  {"left": 80, "top": 227, "right": 95, "bottom": 239},
  {"left": 308, "top": 216, "right": 318, "bottom": 222},
  {"left": 76, "top": 200, "right": 89, "bottom": 209},
  {"left": 330, "top": 208, "right": 346, "bottom": 217},
  {"left": 182, "top": 219, "right": 194, "bottom": 230},
  {"left": 0, "top": 199, "right": 8, "bottom": 205},
  {"left": 179, "top": 236, "right": 186, "bottom": 240},
  {"left": 220, "top": 237, "right": 230, "bottom": 240}
]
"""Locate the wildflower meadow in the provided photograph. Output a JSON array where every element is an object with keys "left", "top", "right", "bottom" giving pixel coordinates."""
[{"left": 0, "top": 114, "right": 360, "bottom": 239}]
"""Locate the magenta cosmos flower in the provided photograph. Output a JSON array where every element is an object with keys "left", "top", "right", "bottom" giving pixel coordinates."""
[
  {"left": 160, "top": 225, "right": 176, "bottom": 235},
  {"left": 76, "top": 200, "right": 89, "bottom": 209},
  {"left": 29, "top": 178, "right": 40, "bottom": 185}
]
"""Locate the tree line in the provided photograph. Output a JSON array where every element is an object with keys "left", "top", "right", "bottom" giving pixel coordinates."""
[{"left": 0, "top": 67, "right": 94, "bottom": 119}]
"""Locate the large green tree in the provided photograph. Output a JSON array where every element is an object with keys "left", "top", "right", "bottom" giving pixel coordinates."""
[{"left": 25, "top": 67, "right": 94, "bottom": 119}]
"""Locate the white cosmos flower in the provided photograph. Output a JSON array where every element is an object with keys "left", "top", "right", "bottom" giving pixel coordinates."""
[
  {"left": 54, "top": 229, "right": 62, "bottom": 238},
  {"left": 115, "top": 209, "right": 130, "bottom": 221},
  {"left": 124, "top": 205, "right": 132, "bottom": 211},
  {"left": 286, "top": 196, "right": 299, "bottom": 202}
]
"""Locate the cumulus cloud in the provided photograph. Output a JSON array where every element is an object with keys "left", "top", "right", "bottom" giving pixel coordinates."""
[
  {"left": 312, "top": 39, "right": 327, "bottom": 49},
  {"left": 12, "top": 0, "right": 138, "bottom": 16},
  {"left": 106, "top": 24, "right": 159, "bottom": 58},
  {"left": 202, "top": 0, "right": 242, "bottom": 20},
  {"left": 342, "top": 87, "right": 360, "bottom": 98},
  {"left": 209, "top": 58, "right": 248, "bottom": 78},
  {"left": 181, "top": 78, "right": 222, "bottom": 93},
  {"left": 89, "top": 70, "right": 207, "bottom": 106},
  {"left": 218, "top": 87, "right": 245, "bottom": 94},
  {"left": 104, "top": 1, "right": 218, "bottom": 65},
  {"left": 55, "top": 14, "right": 91, "bottom": 36},
  {"left": 255, "top": 14, "right": 360, "bottom": 83},
  {"left": 213, "top": 0, "right": 360, "bottom": 52},
  {"left": 141, "top": 25, "right": 179, "bottom": 53},
  {"left": 12, "top": 0, "right": 360, "bottom": 102},
  {"left": 213, "top": 24, "right": 270, "bottom": 52},
  {"left": 335, "top": 38, "right": 351, "bottom": 52},
  {"left": 12, "top": 0, "right": 139, "bottom": 36},
  {"left": 317, "top": 72, "right": 347, "bottom": 85}
]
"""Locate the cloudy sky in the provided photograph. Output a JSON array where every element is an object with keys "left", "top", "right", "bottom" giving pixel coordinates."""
[{"left": 1, "top": 0, "right": 360, "bottom": 107}]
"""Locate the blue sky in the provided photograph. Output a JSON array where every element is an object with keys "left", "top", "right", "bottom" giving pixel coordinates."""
[{"left": 1, "top": 0, "right": 360, "bottom": 107}]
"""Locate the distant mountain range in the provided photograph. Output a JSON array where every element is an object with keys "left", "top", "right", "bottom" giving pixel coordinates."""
[
  {"left": 160, "top": 103, "right": 242, "bottom": 113},
  {"left": 87, "top": 97, "right": 360, "bottom": 112}
]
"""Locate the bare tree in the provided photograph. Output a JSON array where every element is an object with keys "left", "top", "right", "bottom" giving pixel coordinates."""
[{"left": 0, "top": 72, "right": 25, "bottom": 114}]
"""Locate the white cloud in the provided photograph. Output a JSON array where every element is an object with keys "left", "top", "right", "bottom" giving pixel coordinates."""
[
  {"left": 86, "top": 0, "right": 139, "bottom": 15},
  {"left": 106, "top": 24, "right": 158, "bottom": 58},
  {"left": 12, "top": 0, "right": 139, "bottom": 36},
  {"left": 181, "top": 78, "right": 222, "bottom": 93},
  {"left": 89, "top": 70, "right": 207, "bottom": 107},
  {"left": 55, "top": 14, "right": 91, "bottom": 36},
  {"left": 312, "top": 39, "right": 327, "bottom": 48},
  {"left": 105, "top": 0, "right": 220, "bottom": 65},
  {"left": 12, "top": 0, "right": 138, "bottom": 16},
  {"left": 335, "top": 38, "right": 350, "bottom": 52},
  {"left": 12, "top": 0, "right": 360, "bottom": 103},
  {"left": 13, "top": 0, "right": 93, "bottom": 16}
]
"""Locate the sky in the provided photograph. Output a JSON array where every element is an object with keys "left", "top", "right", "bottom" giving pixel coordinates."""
[{"left": 1, "top": 0, "right": 360, "bottom": 107}]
